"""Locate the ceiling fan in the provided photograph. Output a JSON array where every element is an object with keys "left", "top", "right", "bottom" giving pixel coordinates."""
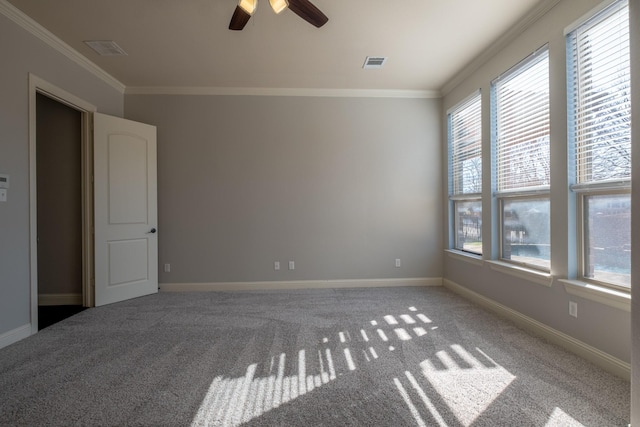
[{"left": 229, "top": 0, "right": 329, "bottom": 30}]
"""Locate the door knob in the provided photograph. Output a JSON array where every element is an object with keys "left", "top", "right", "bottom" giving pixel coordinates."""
[{"left": 148, "top": 228, "right": 157, "bottom": 234}]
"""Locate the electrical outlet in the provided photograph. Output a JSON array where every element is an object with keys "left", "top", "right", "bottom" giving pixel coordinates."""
[
  {"left": 289, "top": 261, "right": 295, "bottom": 270},
  {"left": 164, "top": 263, "right": 171, "bottom": 273},
  {"left": 569, "top": 301, "right": 577, "bottom": 318},
  {"left": 274, "top": 261, "right": 280, "bottom": 271},
  {"left": 395, "top": 258, "right": 401, "bottom": 268}
]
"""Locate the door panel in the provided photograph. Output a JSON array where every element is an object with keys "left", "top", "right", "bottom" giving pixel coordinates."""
[
  {"left": 108, "top": 239, "right": 149, "bottom": 286},
  {"left": 94, "top": 112, "right": 158, "bottom": 306},
  {"left": 108, "top": 135, "right": 149, "bottom": 224}
]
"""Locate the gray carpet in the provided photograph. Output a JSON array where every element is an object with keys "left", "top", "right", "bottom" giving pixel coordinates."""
[{"left": 0, "top": 286, "right": 630, "bottom": 426}]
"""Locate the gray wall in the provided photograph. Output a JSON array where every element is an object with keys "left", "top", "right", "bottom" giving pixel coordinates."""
[
  {"left": 125, "top": 95, "right": 442, "bottom": 284},
  {"left": 442, "top": 0, "right": 631, "bottom": 364},
  {"left": 0, "top": 12, "right": 123, "bottom": 337},
  {"left": 630, "top": 0, "right": 639, "bottom": 422}
]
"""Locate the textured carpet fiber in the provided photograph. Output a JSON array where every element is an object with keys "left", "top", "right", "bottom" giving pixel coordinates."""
[{"left": 0, "top": 287, "right": 630, "bottom": 426}]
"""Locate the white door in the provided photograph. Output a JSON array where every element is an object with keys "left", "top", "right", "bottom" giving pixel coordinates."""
[{"left": 93, "top": 112, "right": 158, "bottom": 306}]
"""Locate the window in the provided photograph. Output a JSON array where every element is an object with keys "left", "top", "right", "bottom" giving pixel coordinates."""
[
  {"left": 567, "top": 0, "right": 630, "bottom": 289},
  {"left": 448, "top": 92, "right": 482, "bottom": 254},
  {"left": 492, "top": 47, "right": 550, "bottom": 270}
]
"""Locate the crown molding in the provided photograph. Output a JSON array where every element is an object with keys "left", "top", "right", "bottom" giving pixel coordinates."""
[
  {"left": 0, "top": 0, "right": 125, "bottom": 94},
  {"left": 125, "top": 86, "right": 441, "bottom": 99},
  {"left": 440, "top": 0, "right": 563, "bottom": 96}
]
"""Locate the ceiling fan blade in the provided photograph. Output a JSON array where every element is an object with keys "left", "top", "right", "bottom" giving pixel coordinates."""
[
  {"left": 229, "top": 5, "right": 252, "bottom": 30},
  {"left": 288, "top": 0, "right": 329, "bottom": 28}
]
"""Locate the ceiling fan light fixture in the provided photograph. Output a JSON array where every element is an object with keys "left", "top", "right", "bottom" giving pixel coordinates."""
[
  {"left": 238, "top": 0, "right": 257, "bottom": 15},
  {"left": 269, "top": 0, "right": 289, "bottom": 14},
  {"left": 230, "top": 0, "right": 328, "bottom": 30}
]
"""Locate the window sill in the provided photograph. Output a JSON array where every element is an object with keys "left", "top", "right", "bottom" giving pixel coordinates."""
[
  {"left": 486, "top": 260, "right": 553, "bottom": 287},
  {"left": 445, "top": 249, "right": 483, "bottom": 266},
  {"left": 559, "top": 279, "right": 631, "bottom": 312}
]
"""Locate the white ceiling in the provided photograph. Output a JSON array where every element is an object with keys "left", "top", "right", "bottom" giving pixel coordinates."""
[{"left": 7, "top": 0, "right": 545, "bottom": 93}]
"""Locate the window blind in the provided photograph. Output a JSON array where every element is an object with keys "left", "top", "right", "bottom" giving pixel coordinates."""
[
  {"left": 568, "top": 0, "right": 630, "bottom": 184},
  {"left": 493, "top": 48, "right": 550, "bottom": 192},
  {"left": 449, "top": 93, "right": 482, "bottom": 195}
]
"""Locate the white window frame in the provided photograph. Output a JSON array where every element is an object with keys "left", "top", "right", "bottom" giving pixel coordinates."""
[
  {"left": 492, "top": 46, "right": 551, "bottom": 272},
  {"left": 448, "top": 91, "right": 482, "bottom": 255},
  {"left": 574, "top": 188, "right": 630, "bottom": 291},
  {"left": 451, "top": 197, "right": 483, "bottom": 255},
  {"left": 566, "top": 0, "right": 631, "bottom": 291},
  {"left": 498, "top": 194, "right": 551, "bottom": 271}
]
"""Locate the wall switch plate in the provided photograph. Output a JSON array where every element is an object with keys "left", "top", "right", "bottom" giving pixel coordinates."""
[
  {"left": 164, "top": 263, "right": 171, "bottom": 273},
  {"left": 289, "top": 261, "right": 295, "bottom": 270},
  {"left": 395, "top": 258, "right": 401, "bottom": 268},
  {"left": 0, "top": 174, "right": 8, "bottom": 189},
  {"left": 569, "top": 301, "right": 577, "bottom": 318},
  {"left": 0, "top": 189, "right": 6, "bottom": 202},
  {"left": 274, "top": 261, "right": 280, "bottom": 271}
]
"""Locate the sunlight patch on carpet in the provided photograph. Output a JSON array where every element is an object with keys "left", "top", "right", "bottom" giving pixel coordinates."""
[
  {"left": 191, "top": 306, "right": 510, "bottom": 426},
  {"left": 191, "top": 306, "right": 440, "bottom": 426},
  {"left": 544, "top": 407, "right": 582, "bottom": 426},
  {"left": 418, "top": 345, "right": 515, "bottom": 426}
]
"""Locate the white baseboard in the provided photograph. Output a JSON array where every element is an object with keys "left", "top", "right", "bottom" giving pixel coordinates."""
[
  {"left": 443, "top": 279, "right": 631, "bottom": 380},
  {"left": 38, "top": 293, "right": 82, "bottom": 306},
  {"left": 0, "top": 323, "right": 31, "bottom": 350},
  {"left": 161, "top": 277, "right": 442, "bottom": 292}
]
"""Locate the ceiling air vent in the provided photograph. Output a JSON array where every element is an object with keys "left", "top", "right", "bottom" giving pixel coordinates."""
[
  {"left": 84, "top": 40, "right": 128, "bottom": 56},
  {"left": 363, "top": 56, "right": 387, "bottom": 69}
]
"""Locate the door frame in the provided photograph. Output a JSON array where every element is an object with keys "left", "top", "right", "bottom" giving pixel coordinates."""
[{"left": 28, "top": 74, "right": 97, "bottom": 334}]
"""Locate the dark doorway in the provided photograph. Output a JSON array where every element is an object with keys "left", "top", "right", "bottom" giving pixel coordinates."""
[{"left": 36, "top": 93, "right": 84, "bottom": 330}]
